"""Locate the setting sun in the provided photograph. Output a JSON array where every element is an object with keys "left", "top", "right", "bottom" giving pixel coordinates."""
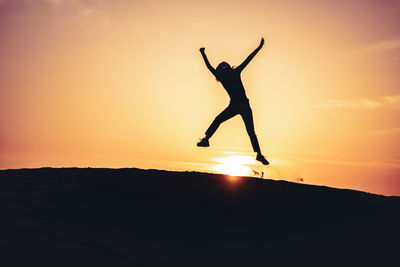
[{"left": 213, "top": 155, "right": 254, "bottom": 176}]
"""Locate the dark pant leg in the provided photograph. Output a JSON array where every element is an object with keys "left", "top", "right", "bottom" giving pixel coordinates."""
[
  {"left": 205, "top": 106, "right": 237, "bottom": 139},
  {"left": 240, "top": 106, "right": 261, "bottom": 153}
]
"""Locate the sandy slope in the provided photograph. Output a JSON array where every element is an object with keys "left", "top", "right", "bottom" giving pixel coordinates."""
[{"left": 0, "top": 168, "right": 399, "bottom": 266}]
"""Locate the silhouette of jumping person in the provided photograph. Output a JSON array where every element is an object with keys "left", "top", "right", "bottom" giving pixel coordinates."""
[{"left": 197, "top": 38, "right": 269, "bottom": 165}]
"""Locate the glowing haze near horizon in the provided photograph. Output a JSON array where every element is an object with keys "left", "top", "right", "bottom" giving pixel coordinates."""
[{"left": 1, "top": 0, "right": 399, "bottom": 195}]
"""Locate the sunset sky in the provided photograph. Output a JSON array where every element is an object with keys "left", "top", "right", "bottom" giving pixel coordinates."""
[{"left": 1, "top": 0, "right": 399, "bottom": 195}]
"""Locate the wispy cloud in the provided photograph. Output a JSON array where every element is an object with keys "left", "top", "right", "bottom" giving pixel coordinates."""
[
  {"left": 1, "top": 0, "right": 64, "bottom": 6},
  {"left": 303, "top": 95, "right": 400, "bottom": 109},
  {"left": 270, "top": 149, "right": 400, "bottom": 169},
  {"left": 1, "top": 0, "right": 109, "bottom": 24},
  {"left": 349, "top": 38, "right": 400, "bottom": 55},
  {"left": 298, "top": 157, "right": 400, "bottom": 169},
  {"left": 369, "top": 126, "right": 400, "bottom": 136},
  {"left": 78, "top": 9, "right": 109, "bottom": 26}
]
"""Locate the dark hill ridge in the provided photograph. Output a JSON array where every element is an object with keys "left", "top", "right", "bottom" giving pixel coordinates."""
[{"left": 0, "top": 167, "right": 399, "bottom": 267}]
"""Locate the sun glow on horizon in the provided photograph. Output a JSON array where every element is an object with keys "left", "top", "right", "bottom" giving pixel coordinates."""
[{"left": 213, "top": 155, "right": 254, "bottom": 177}]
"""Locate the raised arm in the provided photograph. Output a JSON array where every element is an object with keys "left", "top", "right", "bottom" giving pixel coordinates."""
[
  {"left": 199, "top": 48, "right": 217, "bottom": 76},
  {"left": 236, "top": 38, "right": 265, "bottom": 73}
]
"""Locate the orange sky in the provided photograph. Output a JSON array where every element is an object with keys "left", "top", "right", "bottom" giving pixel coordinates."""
[{"left": 1, "top": 0, "right": 399, "bottom": 195}]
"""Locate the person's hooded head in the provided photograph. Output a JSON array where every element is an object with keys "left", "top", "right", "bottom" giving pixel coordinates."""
[{"left": 215, "top": 61, "right": 233, "bottom": 82}]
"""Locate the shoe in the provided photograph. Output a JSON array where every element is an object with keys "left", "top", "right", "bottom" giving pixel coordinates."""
[
  {"left": 256, "top": 153, "right": 269, "bottom": 165},
  {"left": 197, "top": 138, "right": 209, "bottom": 147}
]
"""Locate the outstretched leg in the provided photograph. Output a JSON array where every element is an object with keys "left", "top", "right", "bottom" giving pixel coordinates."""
[
  {"left": 205, "top": 105, "right": 237, "bottom": 139},
  {"left": 197, "top": 106, "right": 237, "bottom": 147},
  {"left": 198, "top": 106, "right": 236, "bottom": 147},
  {"left": 240, "top": 106, "right": 269, "bottom": 165}
]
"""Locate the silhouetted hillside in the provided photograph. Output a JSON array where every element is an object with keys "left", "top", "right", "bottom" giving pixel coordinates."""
[{"left": 0, "top": 168, "right": 399, "bottom": 266}]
